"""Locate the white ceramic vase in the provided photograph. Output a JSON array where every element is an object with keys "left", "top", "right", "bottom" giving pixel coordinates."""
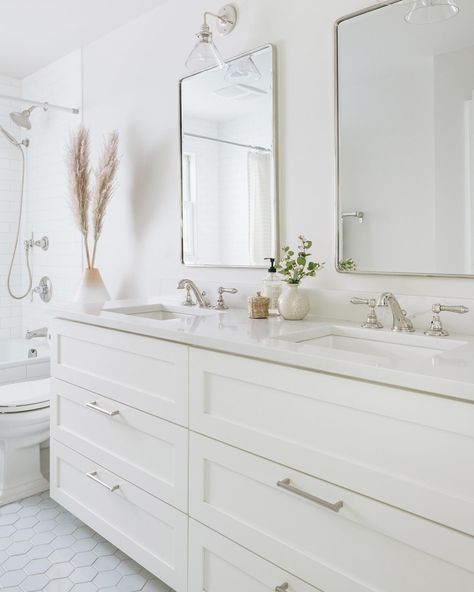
[
  {"left": 73, "top": 268, "right": 110, "bottom": 304},
  {"left": 278, "top": 284, "right": 310, "bottom": 320}
]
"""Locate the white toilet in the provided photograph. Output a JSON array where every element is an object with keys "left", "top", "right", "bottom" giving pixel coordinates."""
[{"left": 0, "top": 378, "right": 50, "bottom": 506}]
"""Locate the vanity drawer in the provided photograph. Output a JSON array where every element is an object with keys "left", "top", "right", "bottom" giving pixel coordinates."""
[
  {"left": 50, "top": 440, "right": 187, "bottom": 592},
  {"left": 188, "top": 519, "right": 320, "bottom": 592},
  {"left": 51, "top": 319, "right": 188, "bottom": 426},
  {"left": 189, "top": 348, "right": 474, "bottom": 534},
  {"left": 189, "top": 433, "right": 474, "bottom": 592},
  {"left": 50, "top": 378, "right": 188, "bottom": 511}
]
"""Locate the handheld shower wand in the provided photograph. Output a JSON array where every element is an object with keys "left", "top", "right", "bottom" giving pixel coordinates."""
[
  {"left": 0, "top": 125, "right": 32, "bottom": 299},
  {"left": 0, "top": 125, "right": 29, "bottom": 147},
  {"left": 6, "top": 141, "right": 33, "bottom": 300}
]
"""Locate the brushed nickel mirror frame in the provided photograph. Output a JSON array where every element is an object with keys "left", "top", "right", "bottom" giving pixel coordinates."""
[
  {"left": 334, "top": 1, "right": 474, "bottom": 279},
  {"left": 179, "top": 43, "right": 279, "bottom": 268}
]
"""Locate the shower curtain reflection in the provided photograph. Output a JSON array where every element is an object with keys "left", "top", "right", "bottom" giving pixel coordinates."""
[{"left": 248, "top": 150, "right": 273, "bottom": 265}]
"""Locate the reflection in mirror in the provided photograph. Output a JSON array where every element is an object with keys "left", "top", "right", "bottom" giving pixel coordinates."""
[
  {"left": 180, "top": 45, "right": 277, "bottom": 267},
  {"left": 337, "top": 0, "right": 474, "bottom": 276}
]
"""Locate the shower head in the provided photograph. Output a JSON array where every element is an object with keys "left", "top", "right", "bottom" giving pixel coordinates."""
[
  {"left": 0, "top": 125, "right": 29, "bottom": 148},
  {"left": 10, "top": 103, "right": 48, "bottom": 130},
  {"left": 10, "top": 107, "right": 35, "bottom": 129}
]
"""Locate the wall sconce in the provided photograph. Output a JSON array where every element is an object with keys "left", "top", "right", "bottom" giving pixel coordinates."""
[
  {"left": 376, "top": 0, "right": 459, "bottom": 24},
  {"left": 225, "top": 56, "right": 262, "bottom": 83},
  {"left": 404, "top": 0, "right": 459, "bottom": 24},
  {"left": 185, "top": 5, "right": 238, "bottom": 73}
]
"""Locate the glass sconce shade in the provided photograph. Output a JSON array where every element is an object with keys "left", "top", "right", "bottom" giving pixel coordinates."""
[
  {"left": 405, "top": 0, "right": 459, "bottom": 23},
  {"left": 377, "top": 0, "right": 457, "bottom": 5},
  {"left": 185, "top": 6, "right": 238, "bottom": 73},
  {"left": 225, "top": 56, "right": 262, "bottom": 83},
  {"left": 185, "top": 29, "right": 225, "bottom": 73}
]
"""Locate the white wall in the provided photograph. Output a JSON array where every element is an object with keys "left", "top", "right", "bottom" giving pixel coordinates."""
[{"left": 81, "top": 0, "right": 474, "bottom": 317}]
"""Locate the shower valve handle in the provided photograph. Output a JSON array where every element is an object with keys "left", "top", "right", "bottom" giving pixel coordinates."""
[
  {"left": 24, "top": 235, "right": 49, "bottom": 251},
  {"left": 35, "top": 236, "right": 49, "bottom": 251}
]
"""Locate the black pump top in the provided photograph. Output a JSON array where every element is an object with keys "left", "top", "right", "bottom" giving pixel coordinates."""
[{"left": 264, "top": 257, "right": 277, "bottom": 273}]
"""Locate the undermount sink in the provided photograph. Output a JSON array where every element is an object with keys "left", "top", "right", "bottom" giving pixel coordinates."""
[
  {"left": 102, "top": 303, "right": 217, "bottom": 321},
  {"left": 279, "top": 325, "right": 467, "bottom": 360}
]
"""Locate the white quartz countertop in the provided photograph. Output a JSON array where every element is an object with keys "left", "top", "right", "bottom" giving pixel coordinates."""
[{"left": 53, "top": 298, "right": 474, "bottom": 402}]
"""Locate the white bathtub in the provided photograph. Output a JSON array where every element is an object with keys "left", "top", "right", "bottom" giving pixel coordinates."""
[{"left": 0, "top": 338, "right": 50, "bottom": 386}]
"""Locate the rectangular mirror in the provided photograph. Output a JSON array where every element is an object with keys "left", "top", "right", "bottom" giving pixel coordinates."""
[
  {"left": 180, "top": 44, "right": 278, "bottom": 267},
  {"left": 336, "top": 0, "right": 474, "bottom": 277}
]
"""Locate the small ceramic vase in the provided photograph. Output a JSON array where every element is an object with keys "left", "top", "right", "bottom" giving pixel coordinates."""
[
  {"left": 278, "top": 284, "right": 310, "bottom": 320},
  {"left": 73, "top": 268, "right": 110, "bottom": 304}
]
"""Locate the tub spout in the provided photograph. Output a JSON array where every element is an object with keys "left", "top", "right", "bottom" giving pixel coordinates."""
[{"left": 25, "top": 327, "right": 48, "bottom": 339}]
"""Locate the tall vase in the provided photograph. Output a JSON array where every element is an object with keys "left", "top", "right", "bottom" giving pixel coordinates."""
[
  {"left": 73, "top": 268, "right": 110, "bottom": 304},
  {"left": 278, "top": 284, "right": 310, "bottom": 320}
]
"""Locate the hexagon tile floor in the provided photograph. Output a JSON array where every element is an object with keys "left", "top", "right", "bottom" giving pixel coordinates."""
[{"left": 0, "top": 491, "right": 173, "bottom": 592}]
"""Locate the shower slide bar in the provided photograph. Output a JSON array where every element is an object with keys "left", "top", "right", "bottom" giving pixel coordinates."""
[
  {"left": 183, "top": 132, "right": 271, "bottom": 153},
  {"left": 0, "top": 93, "right": 79, "bottom": 114}
]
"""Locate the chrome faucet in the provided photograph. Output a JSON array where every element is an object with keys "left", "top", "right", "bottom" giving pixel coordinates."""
[
  {"left": 177, "top": 279, "right": 210, "bottom": 308},
  {"left": 376, "top": 293, "right": 414, "bottom": 333},
  {"left": 25, "top": 327, "right": 48, "bottom": 340}
]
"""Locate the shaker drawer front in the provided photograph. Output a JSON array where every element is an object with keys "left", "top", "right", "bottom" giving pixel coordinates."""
[
  {"left": 51, "top": 319, "right": 188, "bottom": 426},
  {"left": 189, "top": 348, "right": 474, "bottom": 534},
  {"left": 189, "top": 433, "right": 474, "bottom": 592},
  {"left": 189, "top": 519, "right": 321, "bottom": 592},
  {"left": 50, "top": 441, "right": 187, "bottom": 592},
  {"left": 50, "top": 379, "right": 188, "bottom": 511}
]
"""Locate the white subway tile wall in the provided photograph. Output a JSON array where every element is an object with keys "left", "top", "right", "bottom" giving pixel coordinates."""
[
  {"left": 0, "top": 51, "right": 83, "bottom": 338},
  {"left": 0, "top": 74, "right": 23, "bottom": 338}
]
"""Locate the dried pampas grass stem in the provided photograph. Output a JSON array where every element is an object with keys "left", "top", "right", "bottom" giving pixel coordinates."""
[
  {"left": 91, "top": 130, "right": 119, "bottom": 268},
  {"left": 68, "top": 126, "right": 92, "bottom": 268},
  {"left": 67, "top": 127, "right": 119, "bottom": 270}
]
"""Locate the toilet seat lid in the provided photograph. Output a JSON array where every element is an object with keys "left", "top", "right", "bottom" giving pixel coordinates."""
[{"left": 0, "top": 379, "right": 50, "bottom": 413}]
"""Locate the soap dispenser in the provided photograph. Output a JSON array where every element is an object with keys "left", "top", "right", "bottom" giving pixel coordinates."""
[{"left": 263, "top": 257, "right": 282, "bottom": 315}]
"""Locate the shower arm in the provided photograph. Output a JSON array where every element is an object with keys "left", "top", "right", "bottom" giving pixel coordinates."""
[{"left": 0, "top": 93, "right": 79, "bottom": 115}]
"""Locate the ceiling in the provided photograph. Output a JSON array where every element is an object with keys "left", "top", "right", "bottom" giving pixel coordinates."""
[{"left": 0, "top": 0, "right": 168, "bottom": 79}]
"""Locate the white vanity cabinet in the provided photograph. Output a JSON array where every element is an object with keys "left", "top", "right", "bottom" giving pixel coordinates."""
[
  {"left": 50, "top": 318, "right": 474, "bottom": 592},
  {"left": 189, "top": 433, "right": 473, "bottom": 592},
  {"left": 188, "top": 519, "right": 321, "bottom": 592},
  {"left": 49, "top": 320, "right": 189, "bottom": 591},
  {"left": 51, "top": 318, "right": 188, "bottom": 425},
  {"left": 188, "top": 348, "right": 474, "bottom": 535}
]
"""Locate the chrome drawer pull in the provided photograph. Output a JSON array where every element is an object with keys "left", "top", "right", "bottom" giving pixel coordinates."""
[
  {"left": 275, "top": 584, "right": 289, "bottom": 592},
  {"left": 86, "top": 471, "right": 120, "bottom": 492},
  {"left": 86, "top": 401, "right": 119, "bottom": 417},
  {"left": 277, "top": 478, "right": 343, "bottom": 513}
]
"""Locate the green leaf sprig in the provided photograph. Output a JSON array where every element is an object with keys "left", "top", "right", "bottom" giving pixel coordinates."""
[
  {"left": 278, "top": 235, "right": 324, "bottom": 284},
  {"left": 339, "top": 258, "right": 356, "bottom": 271}
]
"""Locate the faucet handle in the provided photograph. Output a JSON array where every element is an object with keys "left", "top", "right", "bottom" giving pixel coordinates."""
[
  {"left": 213, "top": 287, "right": 238, "bottom": 310},
  {"left": 350, "top": 297, "right": 383, "bottom": 329},
  {"left": 432, "top": 304, "right": 469, "bottom": 315},
  {"left": 424, "top": 304, "right": 469, "bottom": 337}
]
